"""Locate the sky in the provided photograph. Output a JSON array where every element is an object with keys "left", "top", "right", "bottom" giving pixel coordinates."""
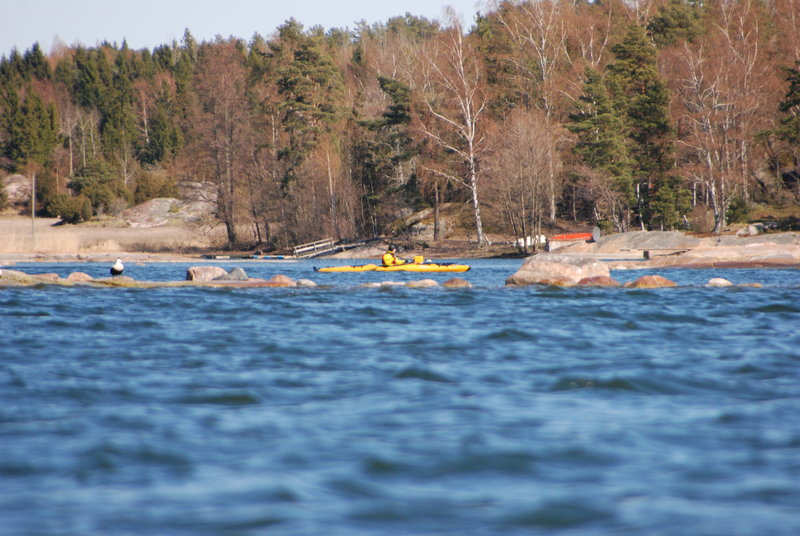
[{"left": 3, "top": 0, "right": 487, "bottom": 57}]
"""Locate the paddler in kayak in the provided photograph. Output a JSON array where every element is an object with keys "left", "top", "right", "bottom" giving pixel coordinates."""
[{"left": 382, "top": 245, "right": 407, "bottom": 266}]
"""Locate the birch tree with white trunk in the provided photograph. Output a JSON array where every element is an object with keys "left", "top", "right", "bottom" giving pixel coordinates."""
[{"left": 416, "top": 10, "right": 489, "bottom": 245}]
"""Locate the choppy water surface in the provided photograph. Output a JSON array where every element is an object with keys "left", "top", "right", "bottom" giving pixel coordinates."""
[{"left": 1, "top": 259, "right": 799, "bottom": 535}]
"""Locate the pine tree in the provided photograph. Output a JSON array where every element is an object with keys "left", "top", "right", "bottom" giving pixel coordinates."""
[
  {"left": 647, "top": 0, "right": 704, "bottom": 48},
  {"left": 607, "top": 24, "right": 675, "bottom": 227},
  {"left": 101, "top": 44, "right": 138, "bottom": 161},
  {"left": 0, "top": 88, "right": 59, "bottom": 170},
  {"left": 269, "top": 20, "right": 344, "bottom": 188},
  {"left": 138, "top": 81, "right": 184, "bottom": 164},
  {"left": 776, "top": 60, "right": 800, "bottom": 145},
  {"left": 568, "top": 68, "right": 632, "bottom": 192},
  {"left": 72, "top": 47, "right": 111, "bottom": 110},
  {"left": 567, "top": 67, "right": 634, "bottom": 230},
  {"left": 353, "top": 76, "right": 418, "bottom": 235}
]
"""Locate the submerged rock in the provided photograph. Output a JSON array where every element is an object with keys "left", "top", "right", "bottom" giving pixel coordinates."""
[
  {"left": 361, "top": 281, "right": 406, "bottom": 288},
  {"left": 577, "top": 275, "right": 621, "bottom": 287},
  {"left": 265, "top": 274, "right": 296, "bottom": 287},
  {"left": 624, "top": 275, "right": 677, "bottom": 288},
  {"left": 0, "top": 267, "right": 316, "bottom": 289},
  {"left": 443, "top": 278, "right": 472, "bottom": 288},
  {"left": 406, "top": 279, "right": 438, "bottom": 288}
]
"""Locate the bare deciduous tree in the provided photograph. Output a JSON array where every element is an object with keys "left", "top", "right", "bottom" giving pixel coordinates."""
[
  {"left": 193, "top": 40, "right": 254, "bottom": 245},
  {"left": 416, "top": 11, "right": 489, "bottom": 245},
  {"left": 494, "top": 0, "right": 571, "bottom": 117},
  {"left": 670, "top": 0, "right": 778, "bottom": 232},
  {"left": 485, "top": 108, "right": 562, "bottom": 252}
]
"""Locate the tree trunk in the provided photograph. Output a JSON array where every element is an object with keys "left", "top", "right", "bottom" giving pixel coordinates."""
[
  {"left": 468, "top": 161, "right": 486, "bottom": 245},
  {"left": 433, "top": 182, "right": 441, "bottom": 241},
  {"left": 327, "top": 150, "right": 340, "bottom": 240}
]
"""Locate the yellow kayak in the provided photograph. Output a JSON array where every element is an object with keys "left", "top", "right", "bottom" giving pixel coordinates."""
[{"left": 314, "top": 262, "right": 470, "bottom": 273}]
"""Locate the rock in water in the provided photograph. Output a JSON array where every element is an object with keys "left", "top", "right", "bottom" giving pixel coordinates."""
[
  {"left": 624, "top": 275, "right": 677, "bottom": 288},
  {"left": 506, "top": 254, "right": 610, "bottom": 286},
  {"left": 706, "top": 277, "right": 734, "bottom": 287},
  {"left": 406, "top": 279, "right": 438, "bottom": 288},
  {"left": 578, "top": 275, "right": 621, "bottom": 287},
  {"left": 213, "top": 267, "right": 249, "bottom": 281},
  {"left": 265, "top": 274, "right": 296, "bottom": 287},
  {"left": 186, "top": 266, "right": 228, "bottom": 281}
]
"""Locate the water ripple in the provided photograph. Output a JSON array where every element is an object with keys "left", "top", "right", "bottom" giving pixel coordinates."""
[{"left": 1, "top": 262, "right": 799, "bottom": 535}]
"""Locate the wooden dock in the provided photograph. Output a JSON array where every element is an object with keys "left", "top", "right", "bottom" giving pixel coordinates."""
[{"left": 292, "top": 238, "right": 366, "bottom": 258}]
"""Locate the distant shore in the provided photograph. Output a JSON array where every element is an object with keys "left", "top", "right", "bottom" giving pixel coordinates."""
[
  {"left": 2, "top": 215, "right": 800, "bottom": 270},
  {"left": 0, "top": 215, "right": 519, "bottom": 265}
]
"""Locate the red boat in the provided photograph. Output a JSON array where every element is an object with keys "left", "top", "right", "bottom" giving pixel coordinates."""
[{"left": 550, "top": 232, "right": 594, "bottom": 241}]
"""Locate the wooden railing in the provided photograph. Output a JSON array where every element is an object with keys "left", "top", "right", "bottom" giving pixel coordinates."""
[{"left": 293, "top": 238, "right": 336, "bottom": 258}]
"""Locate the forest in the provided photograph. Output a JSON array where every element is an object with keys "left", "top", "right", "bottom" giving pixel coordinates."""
[{"left": 2, "top": 0, "right": 800, "bottom": 251}]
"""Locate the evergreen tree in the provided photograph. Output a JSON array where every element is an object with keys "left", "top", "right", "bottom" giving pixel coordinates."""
[
  {"left": 568, "top": 68, "right": 632, "bottom": 186},
  {"left": 0, "top": 49, "right": 25, "bottom": 85},
  {"left": 23, "top": 43, "right": 52, "bottom": 80},
  {"left": 269, "top": 20, "right": 344, "bottom": 188},
  {"left": 567, "top": 67, "right": 633, "bottom": 229},
  {"left": 68, "top": 160, "right": 130, "bottom": 214},
  {"left": 72, "top": 47, "right": 111, "bottom": 110},
  {"left": 607, "top": 24, "right": 675, "bottom": 227},
  {"left": 776, "top": 60, "right": 800, "bottom": 145},
  {"left": 0, "top": 88, "right": 59, "bottom": 170},
  {"left": 647, "top": 0, "right": 704, "bottom": 48},
  {"left": 649, "top": 175, "right": 691, "bottom": 230},
  {"left": 353, "top": 76, "right": 418, "bottom": 234},
  {"left": 100, "top": 43, "right": 138, "bottom": 166},
  {"left": 138, "top": 81, "right": 184, "bottom": 164}
]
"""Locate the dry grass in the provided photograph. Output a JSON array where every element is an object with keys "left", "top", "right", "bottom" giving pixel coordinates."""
[{"left": 0, "top": 216, "right": 227, "bottom": 255}]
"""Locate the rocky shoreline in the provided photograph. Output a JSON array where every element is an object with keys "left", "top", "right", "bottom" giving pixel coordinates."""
[
  {"left": 0, "top": 265, "right": 474, "bottom": 289},
  {"left": 2, "top": 231, "right": 799, "bottom": 289},
  {"left": 505, "top": 231, "right": 800, "bottom": 287}
]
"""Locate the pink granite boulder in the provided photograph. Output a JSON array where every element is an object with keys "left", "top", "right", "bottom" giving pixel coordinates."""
[
  {"left": 623, "top": 275, "right": 677, "bottom": 288},
  {"left": 506, "top": 254, "right": 610, "bottom": 286},
  {"left": 186, "top": 266, "right": 228, "bottom": 281}
]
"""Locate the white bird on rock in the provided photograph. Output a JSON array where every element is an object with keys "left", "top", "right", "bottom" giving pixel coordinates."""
[{"left": 110, "top": 258, "right": 124, "bottom": 276}]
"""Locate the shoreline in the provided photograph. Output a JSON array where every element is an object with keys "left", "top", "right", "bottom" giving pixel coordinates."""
[{"left": 1, "top": 213, "right": 799, "bottom": 271}]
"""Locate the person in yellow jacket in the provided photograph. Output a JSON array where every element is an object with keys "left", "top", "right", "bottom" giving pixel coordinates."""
[{"left": 381, "top": 245, "right": 406, "bottom": 266}]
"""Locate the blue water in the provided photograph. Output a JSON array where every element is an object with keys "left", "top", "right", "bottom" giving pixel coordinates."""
[{"left": 1, "top": 259, "right": 799, "bottom": 536}]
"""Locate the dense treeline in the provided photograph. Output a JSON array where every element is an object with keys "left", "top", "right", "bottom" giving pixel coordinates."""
[{"left": 2, "top": 0, "right": 800, "bottom": 250}]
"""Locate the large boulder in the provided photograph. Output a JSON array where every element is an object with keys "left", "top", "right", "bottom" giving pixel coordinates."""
[
  {"left": 1, "top": 174, "right": 32, "bottom": 205},
  {"left": 506, "top": 253, "right": 610, "bottom": 286},
  {"left": 186, "top": 266, "right": 228, "bottom": 281},
  {"left": 213, "top": 267, "right": 249, "bottom": 281},
  {"left": 122, "top": 197, "right": 216, "bottom": 228}
]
